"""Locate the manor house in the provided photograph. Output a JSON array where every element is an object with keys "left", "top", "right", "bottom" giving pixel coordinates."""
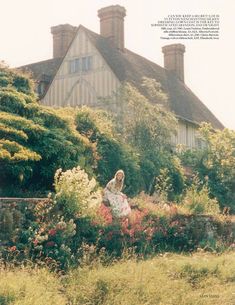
[{"left": 20, "top": 4, "right": 223, "bottom": 149}]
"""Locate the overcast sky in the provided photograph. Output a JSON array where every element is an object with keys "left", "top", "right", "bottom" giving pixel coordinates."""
[{"left": 1, "top": 0, "right": 234, "bottom": 130}]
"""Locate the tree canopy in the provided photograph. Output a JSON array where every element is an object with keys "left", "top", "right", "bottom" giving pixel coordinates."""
[{"left": 0, "top": 65, "right": 95, "bottom": 195}]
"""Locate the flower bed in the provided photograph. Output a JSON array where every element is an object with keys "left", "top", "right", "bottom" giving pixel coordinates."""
[{"left": 1, "top": 195, "right": 234, "bottom": 270}]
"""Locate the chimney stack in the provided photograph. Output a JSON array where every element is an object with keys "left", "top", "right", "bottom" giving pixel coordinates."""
[
  {"left": 162, "top": 44, "right": 185, "bottom": 82},
  {"left": 98, "top": 5, "right": 126, "bottom": 52},
  {"left": 51, "top": 24, "right": 77, "bottom": 58}
]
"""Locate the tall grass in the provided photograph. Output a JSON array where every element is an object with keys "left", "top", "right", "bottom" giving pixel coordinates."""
[
  {"left": 1, "top": 251, "right": 234, "bottom": 305},
  {"left": 65, "top": 251, "right": 235, "bottom": 305},
  {"left": 0, "top": 266, "right": 66, "bottom": 305}
]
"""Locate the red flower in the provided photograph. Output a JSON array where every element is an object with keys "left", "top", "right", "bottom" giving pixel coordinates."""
[
  {"left": 48, "top": 229, "right": 57, "bottom": 236},
  {"left": 46, "top": 241, "right": 55, "bottom": 247},
  {"left": 106, "top": 231, "right": 114, "bottom": 241}
]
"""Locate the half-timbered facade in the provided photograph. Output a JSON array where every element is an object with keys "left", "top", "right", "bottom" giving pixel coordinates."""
[{"left": 43, "top": 25, "right": 120, "bottom": 107}]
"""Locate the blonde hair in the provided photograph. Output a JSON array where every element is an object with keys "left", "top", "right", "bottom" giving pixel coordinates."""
[{"left": 114, "top": 169, "right": 125, "bottom": 191}]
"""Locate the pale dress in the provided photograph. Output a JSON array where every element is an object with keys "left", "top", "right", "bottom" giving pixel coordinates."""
[{"left": 104, "top": 178, "right": 131, "bottom": 218}]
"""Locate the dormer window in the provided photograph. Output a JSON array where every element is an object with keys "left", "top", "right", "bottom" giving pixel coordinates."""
[{"left": 69, "top": 56, "right": 92, "bottom": 74}]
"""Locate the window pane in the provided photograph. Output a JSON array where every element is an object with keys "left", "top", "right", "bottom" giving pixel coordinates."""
[
  {"left": 70, "top": 57, "right": 93, "bottom": 73},
  {"left": 69, "top": 60, "right": 76, "bottom": 73},
  {"left": 87, "top": 56, "right": 92, "bottom": 70},
  {"left": 82, "top": 57, "right": 87, "bottom": 71},
  {"left": 75, "top": 58, "right": 80, "bottom": 72}
]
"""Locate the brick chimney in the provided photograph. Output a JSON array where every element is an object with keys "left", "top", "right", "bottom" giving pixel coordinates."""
[
  {"left": 98, "top": 5, "right": 126, "bottom": 52},
  {"left": 51, "top": 24, "right": 77, "bottom": 58},
  {"left": 162, "top": 44, "right": 185, "bottom": 82}
]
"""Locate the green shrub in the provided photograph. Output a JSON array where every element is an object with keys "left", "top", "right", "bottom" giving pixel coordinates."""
[
  {"left": 181, "top": 177, "right": 220, "bottom": 215},
  {"left": 75, "top": 107, "right": 142, "bottom": 196},
  {"left": 178, "top": 123, "right": 235, "bottom": 212},
  {"left": 0, "top": 67, "right": 95, "bottom": 195}
]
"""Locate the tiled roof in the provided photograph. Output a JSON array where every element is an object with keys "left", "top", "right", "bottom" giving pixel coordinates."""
[
  {"left": 83, "top": 26, "right": 223, "bottom": 129},
  {"left": 19, "top": 58, "right": 63, "bottom": 82}
]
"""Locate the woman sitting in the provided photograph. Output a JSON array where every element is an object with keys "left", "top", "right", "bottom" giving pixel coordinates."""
[{"left": 103, "top": 170, "right": 131, "bottom": 218}]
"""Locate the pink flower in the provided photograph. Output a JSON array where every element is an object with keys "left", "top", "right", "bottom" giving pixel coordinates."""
[
  {"left": 33, "top": 239, "right": 39, "bottom": 246},
  {"left": 170, "top": 220, "right": 179, "bottom": 227},
  {"left": 144, "top": 227, "right": 155, "bottom": 239},
  {"left": 9, "top": 246, "right": 17, "bottom": 252},
  {"left": 129, "top": 228, "right": 135, "bottom": 238},
  {"left": 98, "top": 204, "right": 113, "bottom": 225},
  {"left": 91, "top": 220, "right": 99, "bottom": 226}
]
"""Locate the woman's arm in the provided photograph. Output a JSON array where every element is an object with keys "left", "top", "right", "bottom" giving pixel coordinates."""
[
  {"left": 105, "top": 180, "right": 113, "bottom": 192},
  {"left": 105, "top": 179, "right": 120, "bottom": 194}
]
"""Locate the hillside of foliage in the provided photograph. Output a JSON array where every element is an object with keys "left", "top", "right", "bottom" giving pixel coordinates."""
[
  {"left": 0, "top": 67, "right": 141, "bottom": 196},
  {"left": 0, "top": 65, "right": 234, "bottom": 212},
  {"left": 0, "top": 66, "right": 184, "bottom": 198}
]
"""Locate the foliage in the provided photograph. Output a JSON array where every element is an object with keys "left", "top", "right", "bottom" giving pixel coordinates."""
[
  {"left": 181, "top": 176, "right": 220, "bottom": 215},
  {"left": 141, "top": 76, "right": 169, "bottom": 103},
  {"left": 32, "top": 213, "right": 77, "bottom": 270},
  {"left": 54, "top": 166, "right": 102, "bottom": 219},
  {"left": 94, "top": 193, "right": 233, "bottom": 256},
  {"left": 178, "top": 123, "right": 235, "bottom": 212},
  {"left": 154, "top": 159, "right": 185, "bottom": 202},
  {"left": 0, "top": 167, "right": 232, "bottom": 270},
  {"left": 0, "top": 64, "right": 35, "bottom": 96},
  {"left": 155, "top": 168, "right": 173, "bottom": 202},
  {"left": 75, "top": 106, "right": 114, "bottom": 139},
  {"left": 114, "top": 80, "right": 177, "bottom": 152},
  {"left": 0, "top": 189, "right": 234, "bottom": 270},
  {"left": 100, "top": 79, "right": 185, "bottom": 196},
  {"left": 0, "top": 167, "right": 101, "bottom": 269},
  {"left": 1, "top": 67, "right": 184, "bottom": 198},
  {"left": 0, "top": 139, "right": 40, "bottom": 162},
  {"left": 75, "top": 107, "right": 142, "bottom": 196},
  {"left": 0, "top": 67, "right": 95, "bottom": 195}
]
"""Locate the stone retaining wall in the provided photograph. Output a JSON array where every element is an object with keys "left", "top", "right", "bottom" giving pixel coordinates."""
[{"left": 0, "top": 198, "right": 47, "bottom": 245}]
